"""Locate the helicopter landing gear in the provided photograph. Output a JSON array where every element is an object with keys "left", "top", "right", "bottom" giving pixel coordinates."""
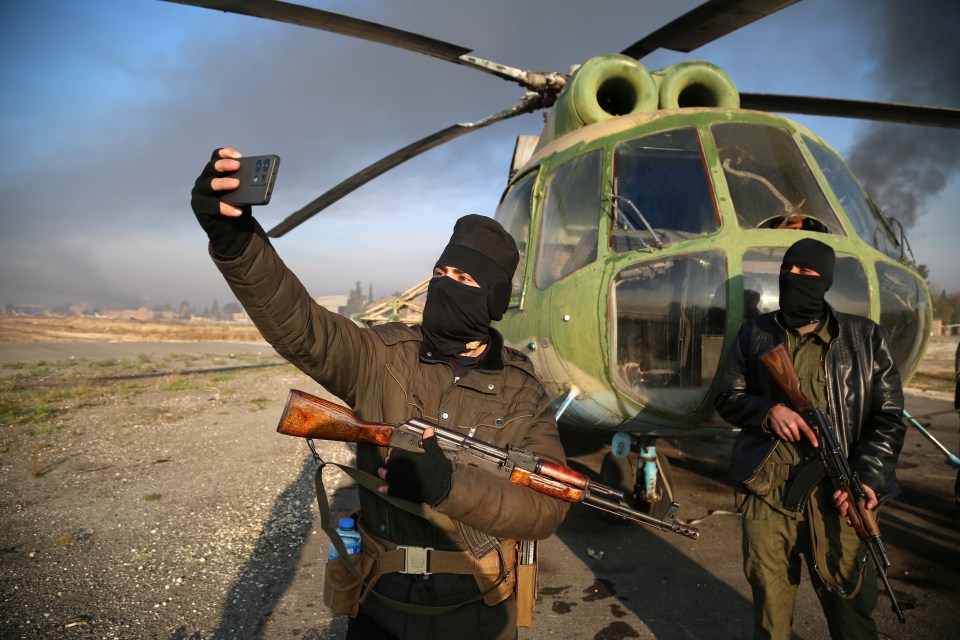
[{"left": 600, "top": 433, "right": 675, "bottom": 518}]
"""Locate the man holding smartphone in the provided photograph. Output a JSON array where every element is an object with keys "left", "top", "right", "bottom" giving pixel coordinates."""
[{"left": 191, "top": 148, "right": 568, "bottom": 640}]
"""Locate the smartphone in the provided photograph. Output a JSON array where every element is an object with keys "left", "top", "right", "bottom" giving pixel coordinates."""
[{"left": 221, "top": 154, "right": 281, "bottom": 206}]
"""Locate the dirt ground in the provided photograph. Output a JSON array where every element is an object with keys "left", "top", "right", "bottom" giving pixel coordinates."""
[{"left": 1, "top": 319, "right": 957, "bottom": 640}]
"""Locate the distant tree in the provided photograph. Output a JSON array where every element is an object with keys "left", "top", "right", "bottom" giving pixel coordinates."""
[
  {"left": 345, "top": 280, "right": 367, "bottom": 316},
  {"left": 52, "top": 304, "right": 72, "bottom": 316},
  {"left": 934, "top": 290, "right": 955, "bottom": 323},
  {"left": 210, "top": 299, "right": 221, "bottom": 320},
  {"left": 915, "top": 263, "right": 930, "bottom": 283},
  {"left": 948, "top": 291, "right": 960, "bottom": 325},
  {"left": 222, "top": 302, "right": 242, "bottom": 316},
  {"left": 178, "top": 300, "right": 191, "bottom": 319}
]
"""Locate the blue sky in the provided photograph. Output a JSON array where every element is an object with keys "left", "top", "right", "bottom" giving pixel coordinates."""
[{"left": 1, "top": 0, "right": 957, "bottom": 309}]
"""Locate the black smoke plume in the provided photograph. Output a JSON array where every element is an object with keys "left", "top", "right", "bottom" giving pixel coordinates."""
[{"left": 846, "top": 0, "right": 960, "bottom": 228}]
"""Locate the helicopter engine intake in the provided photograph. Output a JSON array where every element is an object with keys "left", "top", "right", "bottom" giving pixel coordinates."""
[
  {"left": 656, "top": 61, "right": 740, "bottom": 110},
  {"left": 546, "top": 54, "right": 658, "bottom": 141}
]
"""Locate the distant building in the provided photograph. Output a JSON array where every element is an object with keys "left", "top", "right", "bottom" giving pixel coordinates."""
[
  {"left": 314, "top": 295, "right": 350, "bottom": 315},
  {"left": 1, "top": 304, "right": 52, "bottom": 318},
  {"left": 98, "top": 307, "right": 154, "bottom": 321},
  {"left": 68, "top": 304, "right": 96, "bottom": 316}
]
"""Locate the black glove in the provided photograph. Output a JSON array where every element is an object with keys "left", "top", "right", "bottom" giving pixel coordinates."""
[
  {"left": 191, "top": 149, "right": 258, "bottom": 259},
  {"left": 382, "top": 436, "right": 453, "bottom": 506}
]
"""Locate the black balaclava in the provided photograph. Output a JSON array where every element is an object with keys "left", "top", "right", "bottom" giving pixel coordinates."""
[
  {"left": 421, "top": 215, "right": 519, "bottom": 356},
  {"left": 778, "top": 237, "right": 835, "bottom": 329}
]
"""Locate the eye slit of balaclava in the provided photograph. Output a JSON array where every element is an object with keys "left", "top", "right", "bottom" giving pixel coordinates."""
[{"left": 778, "top": 238, "right": 835, "bottom": 329}]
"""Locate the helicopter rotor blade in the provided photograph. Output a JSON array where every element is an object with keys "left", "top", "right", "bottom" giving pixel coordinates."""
[
  {"left": 266, "top": 98, "right": 543, "bottom": 238},
  {"left": 740, "top": 94, "right": 960, "bottom": 129},
  {"left": 160, "top": 0, "right": 566, "bottom": 95},
  {"left": 621, "top": 0, "right": 800, "bottom": 59}
]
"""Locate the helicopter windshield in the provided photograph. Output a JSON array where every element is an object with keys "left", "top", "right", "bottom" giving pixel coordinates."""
[
  {"left": 495, "top": 173, "right": 536, "bottom": 300},
  {"left": 535, "top": 150, "right": 602, "bottom": 289},
  {"left": 713, "top": 123, "right": 844, "bottom": 234},
  {"left": 804, "top": 138, "right": 902, "bottom": 260},
  {"left": 611, "top": 127, "right": 718, "bottom": 251},
  {"left": 611, "top": 251, "right": 727, "bottom": 415}
]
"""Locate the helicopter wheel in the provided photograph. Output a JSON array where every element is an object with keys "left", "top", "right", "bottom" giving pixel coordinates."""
[
  {"left": 635, "top": 452, "right": 675, "bottom": 515},
  {"left": 599, "top": 450, "right": 638, "bottom": 524}
]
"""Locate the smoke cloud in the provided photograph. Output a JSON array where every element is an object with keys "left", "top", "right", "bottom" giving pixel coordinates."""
[{"left": 846, "top": 0, "right": 960, "bottom": 228}]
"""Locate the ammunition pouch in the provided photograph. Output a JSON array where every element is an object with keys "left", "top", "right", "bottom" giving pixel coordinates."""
[
  {"left": 515, "top": 540, "right": 538, "bottom": 628},
  {"left": 323, "top": 519, "right": 380, "bottom": 616}
]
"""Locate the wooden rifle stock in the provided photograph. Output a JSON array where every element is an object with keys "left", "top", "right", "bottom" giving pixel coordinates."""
[
  {"left": 277, "top": 389, "right": 394, "bottom": 446},
  {"left": 758, "top": 344, "right": 812, "bottom": 414}
]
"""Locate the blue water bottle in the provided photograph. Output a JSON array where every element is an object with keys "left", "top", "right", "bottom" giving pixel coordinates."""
[{"left": 328, "top": 517, "right": 362, "bottom": 561}]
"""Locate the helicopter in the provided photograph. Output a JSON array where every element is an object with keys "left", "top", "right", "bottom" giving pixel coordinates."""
[{"left": 162, "top": 0, "right": 960, "bottom": 511}]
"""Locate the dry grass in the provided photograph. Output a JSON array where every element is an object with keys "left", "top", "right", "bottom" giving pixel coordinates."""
[{"left": 0, "top": 316, "right": 264, "bottom": 343}]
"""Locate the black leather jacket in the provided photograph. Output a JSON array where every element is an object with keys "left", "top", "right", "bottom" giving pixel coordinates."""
[{"left": 715, "top": 307, "right": 906, "bottom": 504}]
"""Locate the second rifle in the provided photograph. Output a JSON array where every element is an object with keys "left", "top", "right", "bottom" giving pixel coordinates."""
[{"left": 759, "top": 344, "right": 905, "bottom": 623}]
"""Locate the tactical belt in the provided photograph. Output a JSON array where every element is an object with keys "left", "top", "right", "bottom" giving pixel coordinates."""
[{"left": 375, "top": 534, "right": 512, "bottom": 577}]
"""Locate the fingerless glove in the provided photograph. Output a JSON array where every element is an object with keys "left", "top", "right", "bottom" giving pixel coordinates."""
[{"left": 191, "top": 149, "right": 262, "bottom": 259}]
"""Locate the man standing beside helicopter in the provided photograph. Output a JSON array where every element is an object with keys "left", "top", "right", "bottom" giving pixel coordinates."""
[
  {"left": 715, "top": 237, "right": 905, "bottom": 640},
  {"left": 189, "top": 148, "right": 568, "bottom": 640}
]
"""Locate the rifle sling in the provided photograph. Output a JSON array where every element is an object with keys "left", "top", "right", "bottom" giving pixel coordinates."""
[
  {"left": 783, "top": 459, "right": 827, "bottom": 512},
  {"left": 313, "top": 458, "right": 507, "bottom": 616}
]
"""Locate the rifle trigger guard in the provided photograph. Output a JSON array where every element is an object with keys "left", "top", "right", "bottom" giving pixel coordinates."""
[{"left": 306, "top": 438, "right": 327, "bottom": 469}]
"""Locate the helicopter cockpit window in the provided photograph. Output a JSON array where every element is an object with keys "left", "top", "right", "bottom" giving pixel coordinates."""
[
  {"left": 535, "top": 150, "right": 602, "bottom": 289},
  {"left": 495, "top": 173, "right": 536, "bottom": 301},
  {"left": 611, "top": 127, "right": 718, "bottom": 252},
  {"left": 877, "top": 262, "right": 930, "bottom": 375},
  {"left": 804, "top": 139, "right": 901, "bottom": 260},
  {"left": 713, "top": 123, "right": 844, "bottom": 234},
  {"left": 611, "top": 250, "right": 727, "bottom": 415},
  {"left": 741, "top": 248, "right": 870, "bottom": 320}
]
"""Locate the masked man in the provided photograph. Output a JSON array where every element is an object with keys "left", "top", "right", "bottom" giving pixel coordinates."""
[
  {"left": 715, "top": 238, "right": 905, "bottom": 640},
  {"left": 191, "top": 148, "right": 568, "bottom": 640}
]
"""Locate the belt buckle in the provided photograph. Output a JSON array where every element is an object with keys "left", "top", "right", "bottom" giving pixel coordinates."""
[{"left": 398, "top": 545, "right": 433, "bottom": 575}]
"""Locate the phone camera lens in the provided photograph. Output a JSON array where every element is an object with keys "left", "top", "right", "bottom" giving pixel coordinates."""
[{"left": 255, "top": 159, "right": 263, "bottom": 171}]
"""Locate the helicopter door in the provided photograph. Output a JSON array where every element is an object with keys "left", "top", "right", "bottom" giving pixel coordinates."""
[{"left": 530, "top": 149, "right": 606, "bottom": 407}]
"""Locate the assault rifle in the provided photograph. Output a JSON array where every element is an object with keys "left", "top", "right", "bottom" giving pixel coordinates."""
[
  {"left": 276, "top": 389, "right": 700, "bottom": 540},
  {"left": 759, "top": 345, "right": 905, "bottom": 623}
]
